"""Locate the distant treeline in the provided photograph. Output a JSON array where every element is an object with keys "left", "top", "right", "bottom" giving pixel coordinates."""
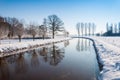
[
  {"left": 76, "top": 22, "right": 96, "bottom": 36},
  {"left": 0, "top": 15, "right": 69, "bottom": 42},
  {"left": 103, "top": 23, "right": 120, "bottom": 36}
]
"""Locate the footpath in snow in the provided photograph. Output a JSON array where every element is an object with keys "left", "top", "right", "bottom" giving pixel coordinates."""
[
  {"left": 92, "top": 37, "right": 120, "bottom": 80},
  {"left": 0, "top": 38, "right": 71, "bottom": 57}
]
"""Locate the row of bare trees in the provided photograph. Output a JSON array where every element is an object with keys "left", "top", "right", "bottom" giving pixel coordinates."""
[
  {"left": 103, "top": 22, "right": 120, "bottom": 36},
  {"left": 76, "top": 22, "right": 96, "bottom": 36},
  {"left": 0, "top": 15, "right": 69, "bottom": 43}
]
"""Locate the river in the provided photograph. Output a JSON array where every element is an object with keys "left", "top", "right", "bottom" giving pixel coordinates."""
[{"left": 0, "top": 38, "right": 100, "bottom": 80}]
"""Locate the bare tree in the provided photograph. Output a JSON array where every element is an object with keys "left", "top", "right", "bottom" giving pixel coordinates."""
[
  {"left": 76, "top": 22, "right": 80, "bottom": 36},
  {"left": 85, "top": 23, "right": 87, "bottom": 36},
  {"left": 88, "top": 23, "right": 91, "bottom": 36},
  {"left": 81, "top": 23, "right": 84, "bottom": 36},
  {"left": 5, "top": 17, "right": 24, "bottom": 42},
  {"left": 43, "top": 18, "right": 48, "bottom": 38},
  {"left": 38, "top": 18, "right": 47, "bottom": 39},
  {"left": 109, "top": 24, "right": 113, "bottom": 35},
  {"left": 15, "top": 22, "right": 24, "bottom": 42},
  {"left": 119, "top": 22, "right": 120, "bottom": 34},
  {"left": 118, "top": 22, "right": 120, "bottom": 35},
  {"left": 114, "top": 24, "right": 117, "bottom": 34},
  {"left": 4, "top": 17, "right": 19, "bottom": 38},
  {"left": 28, "top": 24, "right": 37, "bottom": 41},
  {"left": 0, "top": 16, "right": 9, "bottom": 44},
  {"left": 106, "top": 23, "right": 109, "bottom": 32},
  {"left": 92, "top": 23, "right": 95, "bottom": 36},
  {"left": 47, "top": 15, "right": 64, "bottom": 39},
  {"left": 39, "top": 24, "right": 47, "bottom": 40}
]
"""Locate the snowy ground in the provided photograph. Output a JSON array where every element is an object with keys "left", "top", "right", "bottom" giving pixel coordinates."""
[
  {"left": 0, "top": 37, "right": 71, "bottom": 57},
  {"left": 92, "top": 37, "right": 120, "bottom": 80},
  {"left": 0, "top": 39, "right": 33, "bottom": 44}
]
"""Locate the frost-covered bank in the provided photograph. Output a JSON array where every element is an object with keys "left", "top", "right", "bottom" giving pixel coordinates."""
[
  {"left": 92, "top": 37, "right": 120, "bottom": 80},
  {"left": 0, "top": 38, "right": 71, "bottom": 57}
]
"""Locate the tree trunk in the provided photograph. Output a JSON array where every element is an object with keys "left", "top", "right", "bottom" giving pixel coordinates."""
[
  {"left": 0, "top": 39, "right": 1, "bottom": 44},
  {"left": 33, "top": 35, "right": 35, "bottom": 41},
  {"left": 43, "top": 35, "right": 45, "bottom": 40},
  {"left": 52, "top": 31, "right": 54, "bottom": 39},
  {"left": 18, "top": 35, "right": 21, "bottom": 42},
  {"left": 52, "top": 25, "right": 55, "bottom": 39},
  {"left": 52, "top": 43, "right": 56, "bottom": 65}
]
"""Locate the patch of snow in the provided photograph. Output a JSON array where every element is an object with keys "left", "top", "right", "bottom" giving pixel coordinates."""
[
  {"left": 0, "top": 38, "right": 71, "bottom": 57},
  {"left": 91, "top": 37, "right": 120, "bottom": 80}
]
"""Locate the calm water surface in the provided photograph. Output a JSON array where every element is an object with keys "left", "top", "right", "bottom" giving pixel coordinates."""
[{"left": 0, "top": 38, "right": 99, "bottom": 80}]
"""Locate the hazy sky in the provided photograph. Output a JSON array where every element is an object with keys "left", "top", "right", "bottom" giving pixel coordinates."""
[{"left": 1, "top": 0, "right": 120, "bottom": 35}]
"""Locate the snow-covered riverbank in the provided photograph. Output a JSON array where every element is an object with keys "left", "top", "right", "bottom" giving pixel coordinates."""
[
  {"left": 92, "top": 37, "right": 120, "bottom": 80},
  {"left": 0, "top": 38, "right": 71, "bottom": 57}
]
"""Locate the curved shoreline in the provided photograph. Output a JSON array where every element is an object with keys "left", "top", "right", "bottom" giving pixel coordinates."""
[{"left": 72, "top": 36, "right": 103, "bottom": 80}]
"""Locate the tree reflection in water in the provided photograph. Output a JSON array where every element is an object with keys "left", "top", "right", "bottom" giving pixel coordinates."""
[
  {"left": 76, "top": 38, "right": 92, "bottom": 52},
  {"left": 76, "top": 38, "right": 80, "bottom": 52},
  {"left": 15, "top": 53, "right": 28, "bottom": 74},
  {"left": 49, "top": 43, "right": 65, "bottom": 66},
  {"left": 31, "top": 49, "right": 39, "bottom": 67},
  {"left": 64, "top": 40, "right": 69, "bottom": 47},
  {"left": 39, "top": 47, "right": 48, "bottom": 62},
  {"left": 37, "top": 43, "right": 65, "bottom": 66},
  {"left": 0, "top": 58, "right": 9, "bottom": 80},
  {"left": 0, "top": 41, "right": 66, "bottom": 80},
  {"left": 85, "top": 39, "right": 87, "bottom": 51}
]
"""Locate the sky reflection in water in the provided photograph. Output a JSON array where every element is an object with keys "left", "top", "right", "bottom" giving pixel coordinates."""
[{"left": 0, "top": 39, "right": 99, "bottom": 80}]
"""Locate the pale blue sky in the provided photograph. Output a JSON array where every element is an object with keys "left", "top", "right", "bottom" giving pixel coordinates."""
[{"left": 0, "top": 0, "right": 120, "bottom": 34}]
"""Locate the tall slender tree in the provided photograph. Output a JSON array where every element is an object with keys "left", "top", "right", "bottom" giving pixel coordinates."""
[
  {"left": 88, "top": 23, "right": 91, "bottom": 36},
  {"left": 85, "top": 23, "right": 87, "bottom": 36},
  {"left": 76, "top": 22, "right": 80, "bottom": 36},
  {"left": 81, "top": 23, "right": 84, "bottom": 36},
  {"left": 110, "top": 24, "right": 113, "bottom": 35},
  {"left": 106, "top": 23, "right": 109, "bottom": 33},
  {"left": 118, "top": 22, "right": 120, "bottom": 35},
  {"left": 114, "top": 24, "right": 117, "bottom": 34},
  {"left": 92, "top": 23, "right": 95, "bottom": 36}
]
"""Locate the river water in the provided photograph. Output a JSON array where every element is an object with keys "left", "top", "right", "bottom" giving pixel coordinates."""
[{"left": 0, "top": 38, "right": 100, "bottom": 80}]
